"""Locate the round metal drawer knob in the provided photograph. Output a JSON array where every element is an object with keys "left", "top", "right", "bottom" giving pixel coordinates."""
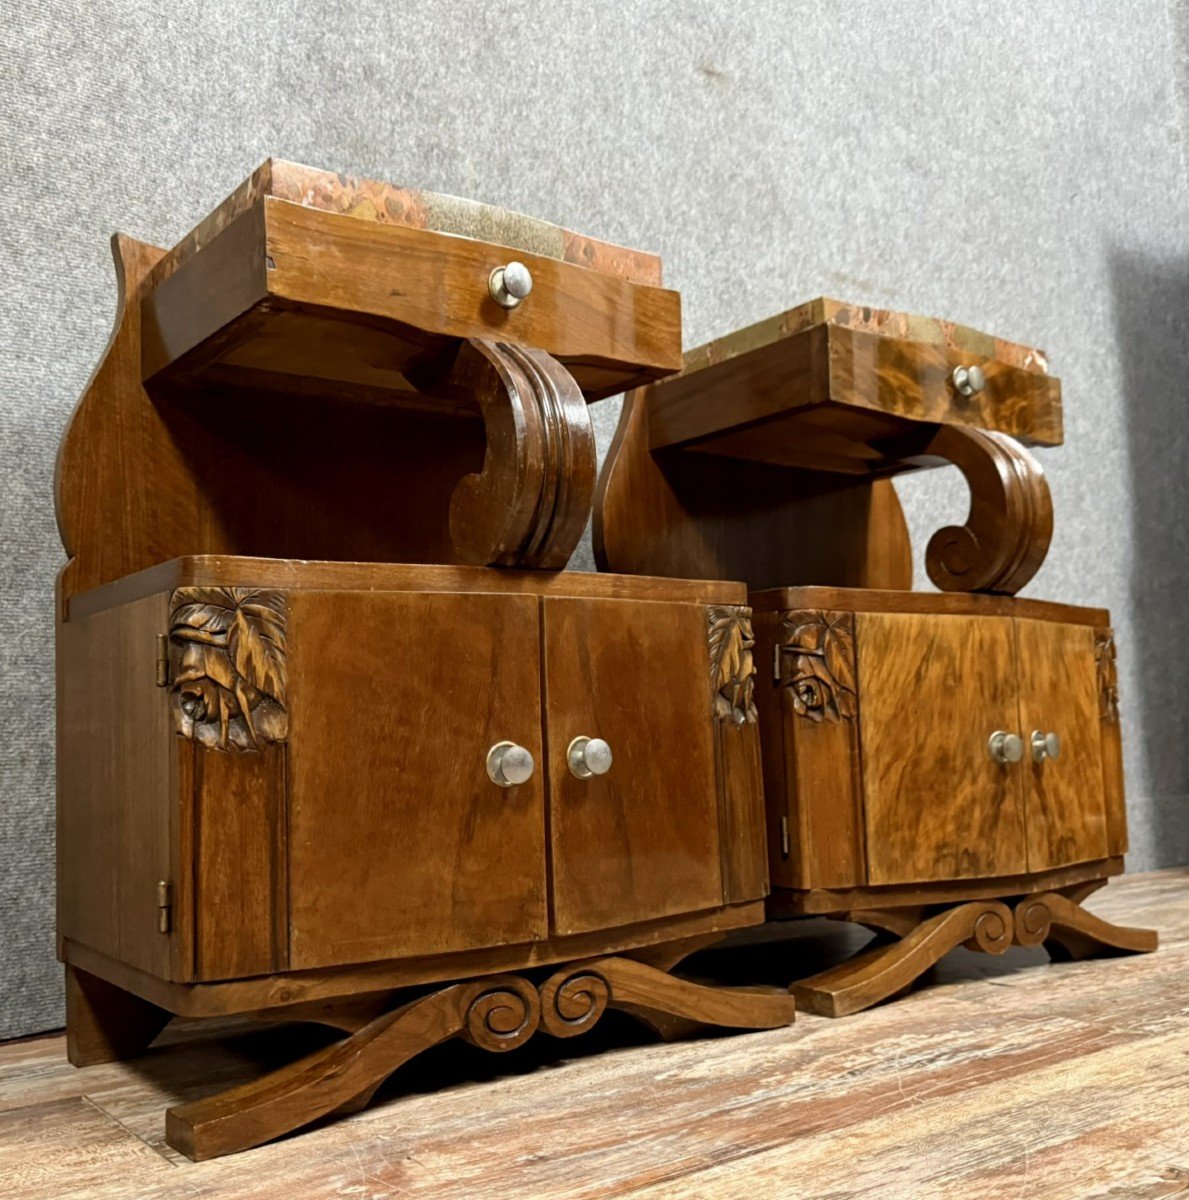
[
  {"left": 952, "top": 364, "right": 986, "bottom": 397},
  {"left": 1031, "top": 730, "right": 1062, "bottom": 762},
  {"left": 988, "top": 730, "right": 1024, "bottom": 764},
  {"left": 488, "top": 261, "right": 533, "bottom": 309},
  {"left": 486, "top": 741, "right": 535, "bottom": 787},
  {"left": 567, "top": 735, "right": 613, "bottom": 779}
]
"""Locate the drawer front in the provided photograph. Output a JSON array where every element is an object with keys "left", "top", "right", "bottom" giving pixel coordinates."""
[
  {"left": 543, "top": 597, "right": 725, "bottom": 935},
  {"left": 1014, "top": 619, "right": 1108, "bottom": 871},
  {"left": 285, "top": 590, "right": 547, "bottom": 970},
  {"left": 828, "top": 325, "right": 1062, "bottom": 447}
]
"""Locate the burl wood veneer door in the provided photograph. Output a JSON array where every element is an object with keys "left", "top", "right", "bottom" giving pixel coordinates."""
[
  {"left": 1014, "top": 619, "right": 1108, "bottom": 871},
  {"left": 286, "top": 591, "right": 547, "bottom": 969},
  {"left": 858, "top": 613, "right": 1028, "bottom": 885},
  {"left": 543, "top": 599, "right": 724, "bottom": 935}
]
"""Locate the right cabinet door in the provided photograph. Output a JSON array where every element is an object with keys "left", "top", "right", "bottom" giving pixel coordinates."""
[
  {"left": 1014, "top": 618, "right": 1108, "bottom": 871},
  {"left": 542, "top": 597, "right": 725, "bottom": 935},
  {"left": 857, "top": 613, "right": 1029, "bottom": 885}
]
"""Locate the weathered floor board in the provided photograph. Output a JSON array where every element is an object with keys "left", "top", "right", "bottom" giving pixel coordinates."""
[{"left": 0, "top": 868, "right": 1185, "bottom": 1199}]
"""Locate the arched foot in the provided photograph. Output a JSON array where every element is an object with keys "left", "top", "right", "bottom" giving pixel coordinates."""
[
  {"left": 792, "top": 900, "right": 1014, "bottom": 1017},
  {"left": 1014, "top": 891, "right": 1158, "bottom": 961},
  {"left": 165, "top": 956, "right": 793, "bottom": 1161}
]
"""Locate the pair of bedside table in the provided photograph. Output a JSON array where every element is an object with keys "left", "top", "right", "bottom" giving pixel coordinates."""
[{"left": 55, "top": 161, "right": 1153, "bottom": 1160}]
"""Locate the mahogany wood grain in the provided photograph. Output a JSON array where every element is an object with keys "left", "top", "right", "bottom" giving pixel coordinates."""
[
  {"left": 749, "top": 584, "right": 1109, "bottom": 627},
  {"left": 1014, "top": 618, "right": 1108, "bottom": 871},
  {"left": 1095, "top": 628, "right": 1129, "bottom": 857},
  {"left": 64, "top": 966, "right": 171, "bottom": 1068},
  {"left": 285, "top": 590, "right": 547, "bottom": 969},
  {"left": 916, "top": 426, "right": 1053, "bottom": 595},
  {"left": 60, "top": 898, "right": 767, "bottom": 1019},
  {"left": 165, "top": 955, "right": 793, "bottom": 1161},
  {"left": 857, "top": 612, "right": 1028, "bottom": 885},
  {"left": 57, "top": 591, "right": 174, "bottom": 979},
  {"left": 142, "top": 196, "right": 682, "bottom": 400},
  {"left": 543, "top": 597, "right": 723, "bottom": 934},
  {"left": 714, "top": 690, "right": 769, "bottom": 906},
  {"left": 767, "top": 856, "right": 1124, "bottom": 917},
  {"left": 191, "top": 742, "right": 288, "bottom": 981},
  {"left": 792, "top": 900, "right": 1014, "bottom": 1017},
  {"left": 67, "top": 554, "right": 747, "bottom": 623},
  {"left": 594, "top": 387, "right": 914, "bottom": 592}
]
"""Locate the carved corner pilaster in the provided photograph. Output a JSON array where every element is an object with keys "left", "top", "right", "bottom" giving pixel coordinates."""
[
  {"left": 777, "top": 610, "right": 857, "bottom": 723},
  {"left": 168, "top": 587, "right": 288, "bottom": 751},
  {"left": 708, "top": 605, "right": 757, "bottom": 725},
  {"left": 921, "top": 426, "right": 1053, "bottom": 596},
  {"left": 1095, "top": 629, "right": 1119, "bottom": 724}
]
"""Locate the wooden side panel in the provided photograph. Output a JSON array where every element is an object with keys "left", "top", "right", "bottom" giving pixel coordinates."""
[
  {"left": 192, "top": 743, "right": 288, "bottom": 981},
  {"left": 1015, "top": 619, "right": 1109, "bottom": 871},
  {"left": 1095, "top": 628, "right": 1129, "bottom": 856},
  {"left": 286, "top": 591, "right": 546, "bottom": 969},
  {"left": 58, "top": 592, "right": 174, "bottom": 979},
  {"left": 709, "top": 607, "right": 768, "bottom": 904},
  {"left": 751, "top": 611, "right": 795, "bottom": 888},
  {"left": 543, "top": 598, "right": 723, "bottom": 935},
  {"left": 858, "top": 613, "right": 1028, "bottom": 885},
  {"left": 774, "top": 610, "right": 867, "bottom": 890}
]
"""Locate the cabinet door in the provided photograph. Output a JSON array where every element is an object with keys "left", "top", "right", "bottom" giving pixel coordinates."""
[
  {"left": 543, "top": 598, "right": 724, "bottom": 935},
  {"left": 1014, "top": 619, "right": 1108, "bottom": 871},
  {"left": 858, "top": 613, "right": 1028, "bottom": 885},
  {"left": 286, "top": 591, "right": 547, "bottom": 969}
]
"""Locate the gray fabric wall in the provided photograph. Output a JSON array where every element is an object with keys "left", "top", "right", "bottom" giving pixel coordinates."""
[{"left": 2, "top": 0, "right": 1187, "bottom": 1039}]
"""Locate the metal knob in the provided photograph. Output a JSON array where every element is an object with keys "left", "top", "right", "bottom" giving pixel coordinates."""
[
  {"left": 567, "top": 735, "right": 613, "bottom": 779},
  {"left": 952, "top": 364, "right": 986, "bottom": 397},
  {"left": 988, "top": 730, "right": 1024, "bottom": 764},
  {"left": 486, "top": 741, "right": 534, "bottom": 787},
  {"left": 488, "top": 261, "right": 533, "bottom": 309},
  {"left": 1031, "top": 730, "right": 1062, "bottom": 763}
]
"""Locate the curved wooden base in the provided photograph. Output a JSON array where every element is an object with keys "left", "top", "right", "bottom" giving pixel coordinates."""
[
  {"left": 165, "top": 955, "right": 794, "bottom": 1161},
  {"left": 793, "top": 890, "right": 1157, "bottom": 1018}
]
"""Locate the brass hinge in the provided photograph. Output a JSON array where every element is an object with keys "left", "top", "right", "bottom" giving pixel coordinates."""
[
  {"left": 155, "top": 634, "right": 169, "bottom": 687},
  {"left": 780, "top": 816, "right": 790, "bottom": 858},
  {"left": 156, "top": 880, "right": 173, "bottom": 934}
]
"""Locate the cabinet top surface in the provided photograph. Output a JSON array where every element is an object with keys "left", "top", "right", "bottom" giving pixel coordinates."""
[
  {"left": 147, "top": 158, "right": 664, "bottom": 292},
  {"left": 680, "top": 297, "right": 1052, "bottom": 380}
]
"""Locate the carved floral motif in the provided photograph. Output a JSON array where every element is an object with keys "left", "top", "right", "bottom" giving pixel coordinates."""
[
  {"left": 708, "top": 606, "right": 757, "bottom": 725},
  {"left": 168, "top": 588, "right": 288, "bottom": 751},
  {"left": 1095, "top": 631, "right": 1119, "bottom": 724},
  {"left": 778, "top": 610, "right": 858, "bottom": 723}
]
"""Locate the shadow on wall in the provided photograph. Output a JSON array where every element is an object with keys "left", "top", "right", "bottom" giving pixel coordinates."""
[{"left": 1110, "top": 250, "right": 1189, "bottom": 868}]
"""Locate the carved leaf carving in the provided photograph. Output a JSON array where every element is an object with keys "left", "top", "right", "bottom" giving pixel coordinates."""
[
  {"left": 1095, "top": 631, "right": 1119, "bottom": 724},
  {"left": 708, "top": 605, "right": 757, "bottom": 725},
  {"left": 169, "top": 587, "right": 288, "bottom": 751},
  {"left": 778, "top": 610, "right": 858, "bottom": 723}
]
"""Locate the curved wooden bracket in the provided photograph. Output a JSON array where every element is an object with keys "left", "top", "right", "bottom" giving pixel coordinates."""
[
  {"left": 1014, "top": 892, "right": 1158, "bottom": 960},
  {"left": 922, "top": 426, "right": 1053, "bottom": 595},
  {"left": 165, "top": 956, "right": 794, "bottom": 1160},
  {"left": 419, "top": 339, "right": 596, "bottom": 569}
]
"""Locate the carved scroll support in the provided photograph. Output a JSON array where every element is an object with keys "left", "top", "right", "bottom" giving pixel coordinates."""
[
  {"left": 165, "top": 956, "right": 794, "bottom": 1161},
  {"left": 920, "top": 426, "right": 1053, "bottom": 595},
  {"left": 415, "top": 338, "right": 596, "bottom": 570}
]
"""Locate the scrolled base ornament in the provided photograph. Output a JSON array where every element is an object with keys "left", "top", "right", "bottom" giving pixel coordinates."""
[
  {"left": 539, "top": 968, "right": 610, "bottom": 1038},
  {"left": 463, "top": 976, "right": 541, "bottom": 1052},
  {"left": 1013, "top": 896, "right": 1054, "bottom": 947},
  {"left": 966, "top": 901, "right": 1013, "bottom": 955}
]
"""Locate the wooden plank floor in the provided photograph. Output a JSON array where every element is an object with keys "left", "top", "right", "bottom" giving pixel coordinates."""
[{"left": 2, "top": 869, "right": 1187, "bottom": 1199}]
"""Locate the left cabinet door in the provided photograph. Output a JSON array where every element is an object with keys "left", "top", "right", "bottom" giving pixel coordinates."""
[{"left": 286, "top": 591, "right": 547, "bottom": 970}]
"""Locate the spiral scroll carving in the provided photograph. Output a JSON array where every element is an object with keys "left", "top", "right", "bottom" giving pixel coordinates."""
[
  {"left": 1013, "top": 897, "right": 1054, "bottom": 948},
  {"left": 968, "top": 902, "right": 1013, "bottom": 955},
  {"left": 922, "top": 426, "right": 1053, "bottom": 596},
  {"left": 538, "top": 969, "right": 611, "bottom": 1039},
  {"left": 462, "top": 976, "right": 541, "bottom": 1053}
]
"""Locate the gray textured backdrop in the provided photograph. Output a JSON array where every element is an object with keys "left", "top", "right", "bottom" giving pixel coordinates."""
[{"left": 2, "top": 1, "right": 1187, "bottom": 1039}]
